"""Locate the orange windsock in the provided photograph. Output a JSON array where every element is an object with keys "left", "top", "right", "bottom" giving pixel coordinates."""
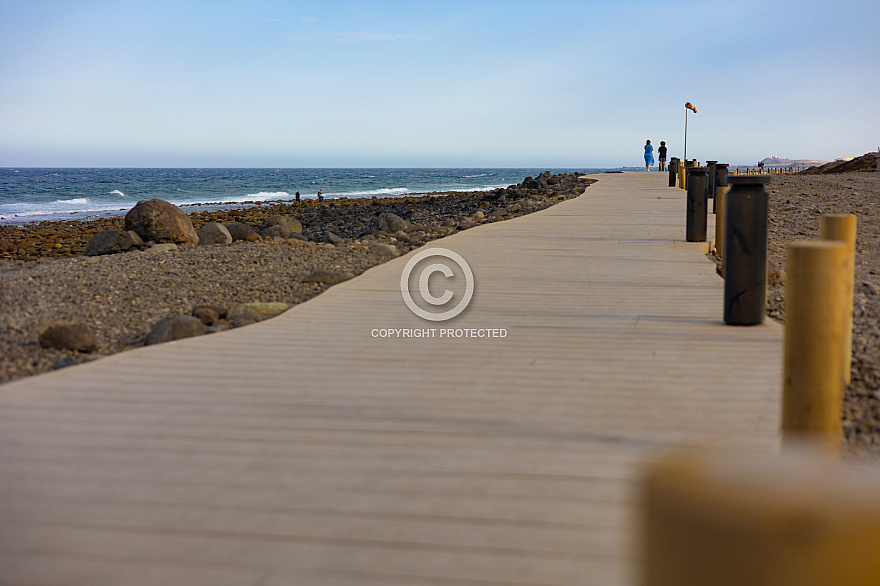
[{"left": 685, "top": 102, "right": 697, "bottom": 113}]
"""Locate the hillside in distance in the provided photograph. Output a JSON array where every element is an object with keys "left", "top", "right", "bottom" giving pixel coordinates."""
[{"left": 761, "top": 155, "right": 829, "bottom": 167}]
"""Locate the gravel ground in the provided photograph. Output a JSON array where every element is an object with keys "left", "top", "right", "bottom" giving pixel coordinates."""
[
  {"left": 763, "top": 171, "right": 880, "bottom": 458},
  {"left": 0, "top": 172, "right": 590, "bottom": 383}
]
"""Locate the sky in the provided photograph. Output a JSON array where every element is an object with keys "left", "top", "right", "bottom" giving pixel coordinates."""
[{"left": 1, "top": 0, "right": 878, "bottom": 168}]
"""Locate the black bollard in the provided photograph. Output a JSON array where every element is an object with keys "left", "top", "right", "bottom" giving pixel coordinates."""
[
  {"left": 684, "top": 159, "right": 696, "bottom": 189},
  {"left": 713, "top": 163, "right": 729, "bottom": 214},
  {"left": 723, "top": 175, "right": 771, "bottom": 325},
  {"left": 668, "top": 157, "right": 679, "bottom": 187},
  {"left": 706, "top": 161, "right": 718, "bottom": 200},
  {"left": 685, "top": 167, "right": 709, "bottom": 242}
]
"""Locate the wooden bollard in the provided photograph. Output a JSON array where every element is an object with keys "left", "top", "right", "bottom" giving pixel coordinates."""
[
  {"left": 706, "top": 160, "right": 717, "bottom": 200},
  {"left": 820, "top": 215, "right": 857, "bottom": 384},
  {"left": 686, "top": 167, "right": 708, "bottom": 242},
  {"left": 642, "top": 448, "right": 880, "bottom": 586},
  {"left": 723, "top": 175, "right": 770, "bottom": 325},
  {"left": 783, "top": 241, "right": 848, "bottom": 450},
  {"left": 714, "top": 185, "right": 729, "bottom": 268},
  {"left": 713, "top": 163, "right": 729, "bottom": 214}
]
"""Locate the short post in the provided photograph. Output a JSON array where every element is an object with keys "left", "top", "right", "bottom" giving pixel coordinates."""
[
  {"left": 714, "top": 185, "right": 729, "bottom": 269},
  {"left": 668, "top": 157, "right": 679, "bottom": 187},
  {"left": 706, "top": 160, "right": 718, "bottom": 200},
  {"left": 686, "top": 167, "right": 708, "bottom": 242},
  {"left": 782, "top": 241, "right": 848, "bottom": 450},
  {"left": 723, "top": 175, "right": 770, "bottom": 325},
  {"left": 684, "top": 159, "right": 696, "bottom": 190},
  {"left": 713, "top": 163, "right": 729, "bottom": 214},
  {"left": 642, "top": 448, "right": 880, "bottom": 586},
  {"left": 820, "top": 215, "right": 857, "bottom": 385}
]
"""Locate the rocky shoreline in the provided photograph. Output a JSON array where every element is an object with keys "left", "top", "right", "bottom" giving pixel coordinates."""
[{"left": 0, "top": 171, "right": 593, "bottom": 382}]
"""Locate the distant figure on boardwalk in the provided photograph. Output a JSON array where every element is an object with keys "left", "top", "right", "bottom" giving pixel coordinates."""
[
  {"left": 658, "top": 141, "right": 668, "bottom": 172},
  {"left": 644, "top": 140, "right": 654, "bottom": 172},
  {"left": 317, "top": 190, "right": 324, "bottom": 202},
  {"left": 295, "top": 191, "right": 301, "bottom": 203},
  {"left": 758, "top": 161, "right": 765, "bottom": 172}
]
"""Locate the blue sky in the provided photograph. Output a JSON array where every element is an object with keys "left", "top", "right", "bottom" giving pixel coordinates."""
[{"left": 1, "top": 0, "right": 878, "bottom": 168}]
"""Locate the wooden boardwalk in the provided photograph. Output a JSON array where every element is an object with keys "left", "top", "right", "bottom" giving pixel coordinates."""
[{"left": 0, "top": 172, "right": 782, "bottom": 586}]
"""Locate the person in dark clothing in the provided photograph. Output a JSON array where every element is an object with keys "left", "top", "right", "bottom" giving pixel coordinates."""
[
  {"left": 658, "top": 141, "right": 668, "bottom": 172},
  {"left": 295, "top": 191, "right": 301, "bottom": 203}
]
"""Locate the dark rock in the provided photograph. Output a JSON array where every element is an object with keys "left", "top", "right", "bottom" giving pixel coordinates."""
[
  {"left": 124, "top": 199, "right": 199, "bottom": 246},
  {"left": 192, "top": 307, "right": 220, "bottom": 325},
  {"left": 83, "top": 230, "right": 135, "bottom": 256},
  {"left": 223, "top": 222, "right": 257, "bottom": 242},
  {"left": 145, "top": 315, "right": 207, "bottom": 345},
  {"left": 196, "top": 222, "right": 232, "bottom": 245},
  {"left": 193, "top": 304, "right": 228, "bottom": 318},
  {"left": 287, "top": 232, "right": 308, "bottom": 242},
  {"left": 39, "top": 323, "right": 98, "bottom": 352},
  {"left": 325, "top": 231, "right": 343, "bottom": 245}
]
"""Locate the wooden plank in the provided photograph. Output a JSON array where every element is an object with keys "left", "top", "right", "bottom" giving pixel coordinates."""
[{"left": 0, "top": 173, "right": 782, "bottom": 585}]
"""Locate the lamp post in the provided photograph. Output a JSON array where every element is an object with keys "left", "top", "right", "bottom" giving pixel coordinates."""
[{"left": 684, "top": 102, "right": 697, "bottom": 163}]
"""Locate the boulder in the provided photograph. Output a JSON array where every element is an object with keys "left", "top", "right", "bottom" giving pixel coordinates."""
[
  {"left": 83, "top": 230, "right": 134, "bottom": 256},
  {"left": 192, "top": 307, "right": 220, "bottom": 325},
  {"left": 145, "top": 315, "right": 207, "bottom": 346},
  {"left": 325, "top": 231, "right": 343, "bottom": 245},
  {"left": 196, "top": 222, "right": 232, "bottom": 245},
  {"left": 223, "top": 222, "right": 257, "bottom": 242},
  {"left": 287, "top": 232, "right": 308, "bottom": 242},
  {"left": 39, "top": 323, "right": 97, "bottom": 352},
  {"left": 227, "top": 302, "right": 289, "bottom": 321},
  {"left": 124, "top": 199, "right": 199, "bottom": 246},
  {"left": 259, "top": 225, "right": 287, "bottom": 240},
  {"left": 370, "top": 213, "right": 409, "bottom": 234},
  {"left": 260, "top": 215, "right": 302, "bottom": 238},
  {"left": 302, "top": 269, "right": 353, "bottom": 285},
  {"left": 192, "top": 304, "right": 228, "bottom": 319}
]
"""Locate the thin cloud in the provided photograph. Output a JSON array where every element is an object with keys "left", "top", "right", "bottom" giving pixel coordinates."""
[
  {"left": 299, "top": 17, "right": 318, "bottom": 23},
  {"left": 289, "top": 31, "right": 418, "bottom": 43}
]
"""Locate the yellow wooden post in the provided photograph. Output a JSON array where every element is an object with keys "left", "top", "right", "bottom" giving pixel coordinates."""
[
  {"left": 642, "top": 448, "right": 880, "bottom": 586},
  {"left": 714, "top": 186, "right": 729, "bottom": 271},
  {"left": 782, "top": 241, "right": 848, "bottom": 450},
  {"left": 820, "top": 215, "right": 857, "bottom": 384}
]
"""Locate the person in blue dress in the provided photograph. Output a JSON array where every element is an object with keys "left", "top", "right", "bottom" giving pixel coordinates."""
[{"left": 644, "top": 140, "right": 654, "bottom": 172}]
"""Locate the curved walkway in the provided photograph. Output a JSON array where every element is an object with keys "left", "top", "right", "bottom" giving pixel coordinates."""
[{"left": 0, "top": 172, "right": 782, "bottom": 585}]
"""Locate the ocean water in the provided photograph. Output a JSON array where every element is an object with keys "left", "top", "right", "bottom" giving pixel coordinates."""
[{"left": 0, "top": 168, "right": 599, "bottom": 226}]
